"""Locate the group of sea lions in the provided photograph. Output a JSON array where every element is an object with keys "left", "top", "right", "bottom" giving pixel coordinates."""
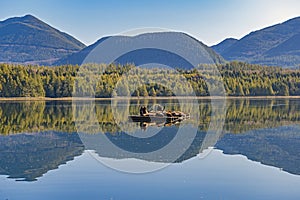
[{"left": 139, "top": 106, "right": 188, "bottom": 118}]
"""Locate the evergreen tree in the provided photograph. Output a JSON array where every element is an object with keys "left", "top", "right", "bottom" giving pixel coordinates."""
[{"left": 149, "top": 87, "right": 156, "bottom": 97}]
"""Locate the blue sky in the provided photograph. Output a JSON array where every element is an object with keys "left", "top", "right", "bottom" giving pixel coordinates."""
[{"left": 1, "top": 0, "right": 300, "bottom": 46}]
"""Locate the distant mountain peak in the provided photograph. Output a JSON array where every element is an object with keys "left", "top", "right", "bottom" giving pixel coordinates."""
[
  {"left": 212, "top": 16, "right": 300, "bottom": 67},
  {"left": 20, "top": 14, "right": 44, "bottom": 24},
  {"left": 211, "top": 38, "right": 238, "bottom": 55},
  {"left": 21, "top": 14, "right": 38, "bottom": 20},
  {"left": 55, "top": 31, "right": 225, "bottom": 67},
  {"left": 0, "top": 14, "right": 86, "bottom": 65},
  {"left": 1, "top": 14, "right": 39, "bottom": 24},
  {"left": 23, "top": 14, "right": 36, "bottom": 18}
]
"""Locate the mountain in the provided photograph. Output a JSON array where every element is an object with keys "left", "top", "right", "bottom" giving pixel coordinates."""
[
  {"left": 265, "top": 32, "right": 300, "bottom": 56},
  {"left": 0, "top": 14, "right": 86, "bottom": 65},
  {"left": 211, "top": 38, "right": 238, "bottom": 55},
  {"left": 55, "top": 36, "right": 110, "bottom": 66},
  {"left": 212, "top": 16, "right": 300, "bottom": 68},
  {"left": 55, "top": 32, "right": 225, "bottom": 69}
]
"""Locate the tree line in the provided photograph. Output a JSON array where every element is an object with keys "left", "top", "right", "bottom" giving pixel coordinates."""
[{"left": 0, "top": 61, "right": 300, "bottom": 97}]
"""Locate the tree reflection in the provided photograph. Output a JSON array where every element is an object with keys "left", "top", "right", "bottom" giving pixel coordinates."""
[
  {"left": 0, "top": 99, "right": 299, "bottom": 181},
  {"left": 0, "top": 99, "right": 299, "bottom": 135}
]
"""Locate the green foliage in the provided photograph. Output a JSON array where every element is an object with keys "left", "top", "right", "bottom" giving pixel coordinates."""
[
  {"left": 0, "top": 62, "right": 300, "bottom": 97},
  {"left": 216, "top": 61, "right": 300, "bottom": 96},
  {"left": 1, "top": 99, "right": 300, "bottom": 135}
]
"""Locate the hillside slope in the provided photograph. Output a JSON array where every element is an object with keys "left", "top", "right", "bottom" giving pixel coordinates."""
[
  {"left": 212, "top": 17, "right": 300, "bottom": 67},
  {"left": 55, "top": 32, "right": 225, "bottom": 69},
  {"left": 0, "top": 14, "right": 86, "bottom": 65}
]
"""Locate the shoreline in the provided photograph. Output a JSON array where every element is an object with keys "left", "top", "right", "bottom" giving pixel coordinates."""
[{"left": 0, "top": 96, "right": 300, "bottom": 101}]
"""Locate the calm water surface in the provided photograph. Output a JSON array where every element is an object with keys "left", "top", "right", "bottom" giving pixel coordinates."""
[{"left": 0, "top": 99, "right": 299, "bottom": 200}]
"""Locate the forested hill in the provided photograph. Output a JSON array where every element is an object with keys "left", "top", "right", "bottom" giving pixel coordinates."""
[
  {"left": 0, "top": 15, "right": 86, "bottom": 65},
  {"left": 55, "top": 32, "right": 225, "bottom": 68},
  {"left": 0, "top": 61, "right": 299, "bottom": 98},
  {"left": 212, "top": 16, "right": 300, "bottom": 68}
]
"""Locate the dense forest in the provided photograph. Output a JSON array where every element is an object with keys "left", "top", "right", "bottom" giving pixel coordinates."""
[{"left": 0, "top": 61, "right": 300, "bottom": 97}]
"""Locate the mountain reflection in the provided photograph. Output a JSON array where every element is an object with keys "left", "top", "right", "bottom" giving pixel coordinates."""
[
  {"left": 216, "top": 125, "right": 300, "bottom": 176},
  {"left": 0, "top": 99, "right": 299, "bottom": 181},
  {"left": 0, "top": 131, "right": 84, "bottom": 181}
]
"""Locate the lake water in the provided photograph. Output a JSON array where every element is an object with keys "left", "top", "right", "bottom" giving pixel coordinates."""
[{"left": 0, "top": 99, "right": 299, "bottom": 200}]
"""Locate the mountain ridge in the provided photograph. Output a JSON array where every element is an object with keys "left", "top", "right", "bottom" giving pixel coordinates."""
[
  {"left": 0, "top": 14, "right": 86, "bottom": 65},
  {"left": 1, "top": 14, "right": 300, "bottom": 67},
  {"left": 212, "top": 16, "right": 300, "bottom": 67},
  {"left": 211, "top": 38, "right": 238, "bottom": 55},
  {"left": 55, "top": 31, "right": 225, "bottom": 68}
]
